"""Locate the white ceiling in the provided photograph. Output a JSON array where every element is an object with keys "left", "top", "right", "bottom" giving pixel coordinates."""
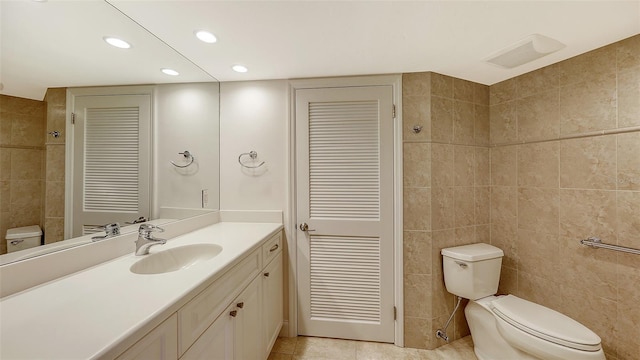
[
  {"left": 0, "top": 0, "right": 214, "bottom": 100},
  {"left": 3, "top": 1, "right": 640, "bottom": 101}
]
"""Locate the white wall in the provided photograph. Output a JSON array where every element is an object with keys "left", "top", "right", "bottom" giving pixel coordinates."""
[
  {"left": 219, "top": 76, "right": 402, "bottom": 339},
  {"left": 219, "top": 80, "right": 288, "bottom": 211},
  {"left": 154, "top": 83, "right": 220, "bottom": 218}
]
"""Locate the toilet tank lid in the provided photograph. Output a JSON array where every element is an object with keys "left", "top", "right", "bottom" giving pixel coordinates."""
[
  {"left": 441, "top": 243, "right": 503, "bottom": 261},
  {"left": 6, "top": 225, "right": 42, "bottom": 240}
]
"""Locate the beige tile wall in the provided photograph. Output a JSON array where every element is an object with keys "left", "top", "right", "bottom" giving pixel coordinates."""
[
  {"left": 0, "top": 88, "right": 67, "bottom": 254},
  {"left": 402, "top": 72, "right": 490, "bottom": 349},
  {"left": 402, "top": 35, "right": 639, "bottom": 357},
  {"left": 44, "top": 88, "right": 66, "bottom": 244},
  {"left": 0, "top": 95, "right": 46, "bottom": 254},
  {"left": 489, "top": 34, "right": 640, "bottom": 360}
]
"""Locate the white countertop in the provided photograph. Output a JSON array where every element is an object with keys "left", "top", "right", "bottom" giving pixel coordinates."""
[{"left": 0, "top": 222, "right": 283, "bottom": 360}]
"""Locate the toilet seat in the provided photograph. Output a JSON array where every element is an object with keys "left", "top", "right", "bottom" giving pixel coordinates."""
[{"left": 490, "top": 295, "right": 601, "bottom": 352}]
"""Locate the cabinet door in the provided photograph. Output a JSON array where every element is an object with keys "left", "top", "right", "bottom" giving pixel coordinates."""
[
  {"left": 178, "top": 249, "right": 261, "bottom": 356},
  {"left": 181, "top": 304, "right": 235, "bottom": 360},
  {"left": 262, "top": 252, "right": 283, "bottom": 358},
  {"left": 117, "top": 314, "right": 178, "bottom": 360},
  {"left": 235, "top": 275, "right": 262, "bottom": 360}
]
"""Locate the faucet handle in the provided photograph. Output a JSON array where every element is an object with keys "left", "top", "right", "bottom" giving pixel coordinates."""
[
  {"left": 103, "top": 223, "right": 121, "bottom": 236},
  {"left": 138, "top": 224, "right": 165, "bottom": 235},
  {"left": 91, "top": 223, "right": 121, "bottom": 241}
]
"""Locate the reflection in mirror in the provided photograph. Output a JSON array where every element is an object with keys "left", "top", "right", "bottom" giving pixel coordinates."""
[{"left": 0, "top": 1, "right": 219, "bottom": 265}]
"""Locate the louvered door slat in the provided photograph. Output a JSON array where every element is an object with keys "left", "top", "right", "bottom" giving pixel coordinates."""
[
  {"left": 82, "top": 225, "right": 103, "bottom": 236},
  {"left": 310, "top": 235, "right": 381, "bottom": 323},
  {"left": 83, "top": 107, "right": 140, "bottom": 212},
  {"left": 308, "top": 100, "right": 380, "bottom": 220}
]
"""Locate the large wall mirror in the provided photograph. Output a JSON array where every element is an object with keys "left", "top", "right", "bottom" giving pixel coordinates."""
[{"left": 0, "top": 1, "right": 220, "bottom": 265}]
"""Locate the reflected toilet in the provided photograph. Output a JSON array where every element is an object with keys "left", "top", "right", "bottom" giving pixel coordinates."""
[{"left": 6, "top": 225, "right": 42, "bottom": 253}]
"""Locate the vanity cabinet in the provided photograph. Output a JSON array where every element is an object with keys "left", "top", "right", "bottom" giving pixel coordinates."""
[
  {"left": 116, "top": 314, "right": 178, "bottom": 360},
  {"left": 181, "top": 276, "right": 261, "bottom": 360},
  {"left": 177, "top": 247, "right": 262, "bottom": 356},
  {"left": 115, "top": 230, "right": 283, "bottom": 360},
  {"left": 182, "top": 232, "right": 282, "bottom": 360}
]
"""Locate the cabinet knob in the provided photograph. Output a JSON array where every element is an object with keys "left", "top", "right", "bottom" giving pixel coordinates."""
[
  {"left": 236, "top": 302, "right": 244, "bottom": 308},
  {"left": 263, "top": 272, "right": 270, "bottom": 277},
  {"left": 230, "top": 310, "right": 238, "bottom": 317}
]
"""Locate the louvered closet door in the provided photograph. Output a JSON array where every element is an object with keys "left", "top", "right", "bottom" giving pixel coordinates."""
[
  {"left": 72, "top": 95, "right": 151, "bottom": 237},
  {"left": 296, "top": 86, "right": 394, "bottom": 342}
]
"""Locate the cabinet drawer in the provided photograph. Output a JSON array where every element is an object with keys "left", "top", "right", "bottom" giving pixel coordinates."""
[
  {"left": 178, "top": 248, "right": 261, "bottom": 356},
  {"left": 262, "top": 231, "right": 282, "bottom": 265}
]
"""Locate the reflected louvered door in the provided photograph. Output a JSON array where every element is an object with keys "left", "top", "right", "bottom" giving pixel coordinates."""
[
  {"left": 72, "top": 95, "right": 151, "bottom": 237},
  {"left": 296, "top": 86, "right": 394, "bottom": 342}
]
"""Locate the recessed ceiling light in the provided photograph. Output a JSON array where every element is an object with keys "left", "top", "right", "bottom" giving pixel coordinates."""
[
  {"left": 103, "top": 37, "right": 131, "bottom": 49},
  {"left": 195, "top": 30, "right": 217, "bottom": 44},
  {"left": 232, "top": 65, "right": 248, "bottom": 73},
  {"left": 161, "top": 68, "right": 180, "bottom": 76}
]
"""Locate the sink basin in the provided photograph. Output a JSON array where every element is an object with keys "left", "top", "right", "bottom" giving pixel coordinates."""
[{"left": 130, "top": 244, "right": 223, "bottom": 274}]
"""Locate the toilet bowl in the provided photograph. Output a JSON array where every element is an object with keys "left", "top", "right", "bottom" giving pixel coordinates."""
[{"left": 441, "top": 243, "right": 606, "bottom": 360}]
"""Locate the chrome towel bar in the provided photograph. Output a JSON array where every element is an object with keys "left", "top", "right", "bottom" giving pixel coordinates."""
[{"left": 580, "top": 237, "right": 640, "bottom": 255}]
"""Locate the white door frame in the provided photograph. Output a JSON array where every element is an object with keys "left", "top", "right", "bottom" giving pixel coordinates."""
[{"left": 286, "top": 75, "right": 403, "bottom": 346}]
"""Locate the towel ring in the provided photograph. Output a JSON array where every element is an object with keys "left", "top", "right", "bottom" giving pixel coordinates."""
[
  {"left": 171, "top": 150, "right": 195, "bottom": 168},
  {"left": 238, "top": 150, "right": 265, "bottom": 168}
]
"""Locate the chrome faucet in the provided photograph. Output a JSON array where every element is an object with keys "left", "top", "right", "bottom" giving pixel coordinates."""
[
  {"left": 91, "top": 223, "right": 121, "bottom": 242},
  {"left": 135, "top": 224, "right": 166, "bottom": 256}
]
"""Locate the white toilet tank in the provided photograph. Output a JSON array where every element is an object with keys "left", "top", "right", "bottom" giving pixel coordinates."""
[
  {"left": 441, "top": 243, "right": 504, "bottom": 300},
  {"left": 6, "top": 225, "right": 42, "bottom": 253}
]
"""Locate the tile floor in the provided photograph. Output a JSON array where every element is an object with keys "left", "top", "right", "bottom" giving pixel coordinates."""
[{"left": 268, "top": 336, "right": 478, "bottom": 360}]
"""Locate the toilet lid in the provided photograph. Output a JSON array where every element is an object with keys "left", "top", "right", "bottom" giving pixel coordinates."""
[{"left": 490, "top": 295, "right": 602, "bottom": 352}]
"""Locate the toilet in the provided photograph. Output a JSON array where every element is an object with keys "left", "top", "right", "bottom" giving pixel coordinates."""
[
  {"left": 441, "top": 243, "right": 606, "bottom": 360},
  {"left": 5, "top": 225, "right": 43, "bottom": 253}
]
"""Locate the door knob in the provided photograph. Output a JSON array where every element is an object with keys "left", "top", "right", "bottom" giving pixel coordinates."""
[{"left": 299, "top": 223, "right": 316, "bottom": 232}]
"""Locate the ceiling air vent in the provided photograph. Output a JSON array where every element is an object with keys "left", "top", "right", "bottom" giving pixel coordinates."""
[{"left": 485, "top": 34, "right": 565, "bottom": 68}]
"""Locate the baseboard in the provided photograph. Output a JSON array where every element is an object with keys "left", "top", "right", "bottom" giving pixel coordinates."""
[{"left": 279, "top": 320, "right": 290, "bottom": 337}]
